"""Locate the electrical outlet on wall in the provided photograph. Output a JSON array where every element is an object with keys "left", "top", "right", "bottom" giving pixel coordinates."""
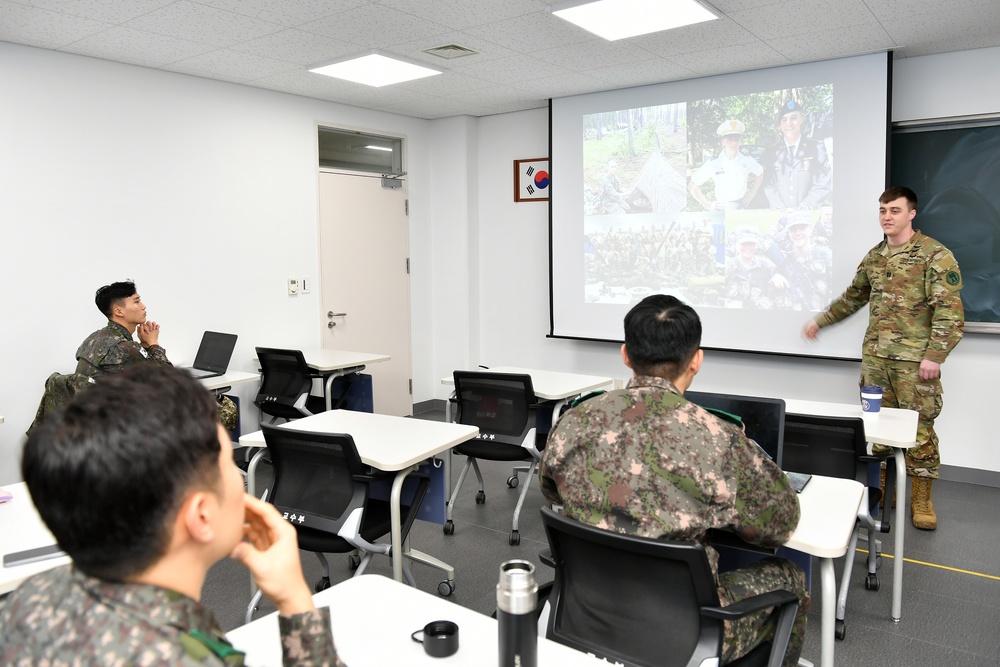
[{"left": 287, "top": 278, "right": 300, "bottom": 295}]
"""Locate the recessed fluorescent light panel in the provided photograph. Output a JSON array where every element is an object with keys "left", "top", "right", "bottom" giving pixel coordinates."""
[
  {"left": 552, "top": 0, "right": 717, "bottom": 41},
  {"left": 309, "top": 52, "right": 441, "bottom": 87}
]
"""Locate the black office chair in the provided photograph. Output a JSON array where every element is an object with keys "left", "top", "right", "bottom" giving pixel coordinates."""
[
  {"left": 443, "top": 371, "right": 542, "bottom": 545},
  {"left": 539, "top": 507, "right": 800, "bottom": 667},
  {"left": 244, "top": 424, "right": 429, "bottom": 623},
  {"left": 254, "top": 347, "right": 326, "bottom": 423},
  {"left": 782, "top": 413, "right": 894, "bottom": 640}
]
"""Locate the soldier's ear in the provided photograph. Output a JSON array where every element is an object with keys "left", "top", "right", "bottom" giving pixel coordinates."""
[{"left": 621, "top": 344, "right": 633, "bottom": 370}]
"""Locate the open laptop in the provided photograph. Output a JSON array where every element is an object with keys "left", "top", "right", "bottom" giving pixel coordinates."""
[
  {"left": 183, "top": 331, "right": 237, "bottom": 380},
  {"left": 685, "top": 390, "right": 810, "bottom": 492}
]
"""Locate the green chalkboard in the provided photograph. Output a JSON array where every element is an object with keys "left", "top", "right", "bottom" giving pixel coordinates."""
[{"left": 891, "top": 121, "right": 1000, "bottom": 331}]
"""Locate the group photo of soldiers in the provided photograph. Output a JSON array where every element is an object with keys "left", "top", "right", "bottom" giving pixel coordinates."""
[{"left": 581, "top": 86, "right": 834, "bottom": 312}]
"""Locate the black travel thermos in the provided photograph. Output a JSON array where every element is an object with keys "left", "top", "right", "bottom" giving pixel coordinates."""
[{"left": 496, "top": 559, "right": 538, "bottom": 667}]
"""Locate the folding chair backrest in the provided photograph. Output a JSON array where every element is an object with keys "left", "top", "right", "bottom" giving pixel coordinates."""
[
  {"left": 255, "top": 347, "right": 314, "bottom": 419},
  {"left": 541, "top": 507, "right": 722, "bottom": 667},
  {"left": 453, "top": 371, "right": 537, "bottom": 445},
  {"left": 261, "top": 424, "right": 367, "bottom": 536}
]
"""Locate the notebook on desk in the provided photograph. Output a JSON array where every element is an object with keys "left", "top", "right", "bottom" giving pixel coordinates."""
[{"left": 182, "top": 332, "right": 237, "bottom": 380}]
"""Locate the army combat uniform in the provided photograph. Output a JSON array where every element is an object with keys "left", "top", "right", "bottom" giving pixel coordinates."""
[
  {"left": 540, "top": 376, "right": 809, "bottom": 667},
  {"left": 76, "top": 320, "right": 172, "bottom": 378},
  {"left": 0, "top": 566, "right": 344, "bottom": 666},
  {"left": 814, "top": 231, "right": 964, "bottom": 480}
]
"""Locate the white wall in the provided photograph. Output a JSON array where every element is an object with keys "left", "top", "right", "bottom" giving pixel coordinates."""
[
  {"left": 469, "top": 50, "right": 1000, "bottom": 478},
  {"left": 0, "top": 42, "right": 436, "bottom": 478},
  {"left": 3, "top": 41, "right": 998, "bottom": 481}
]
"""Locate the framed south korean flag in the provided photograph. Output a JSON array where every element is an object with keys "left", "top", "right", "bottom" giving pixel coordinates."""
[{"left": 514, "top": 158, "right": 550, "bottom": 202}]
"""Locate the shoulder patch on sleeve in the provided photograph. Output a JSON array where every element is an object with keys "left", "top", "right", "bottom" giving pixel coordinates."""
[{"left": 946, "top": 270, "right": 961, "bottom": 287}]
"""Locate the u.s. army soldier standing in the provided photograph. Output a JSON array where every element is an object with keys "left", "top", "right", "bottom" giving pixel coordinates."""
[{"left": 803, "top": 186, "right": 964, "bottom": 530}]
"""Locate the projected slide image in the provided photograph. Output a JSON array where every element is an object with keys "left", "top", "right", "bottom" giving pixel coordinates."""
[{"left": 582, "top": 86, "right": 834, "bottom": 312}]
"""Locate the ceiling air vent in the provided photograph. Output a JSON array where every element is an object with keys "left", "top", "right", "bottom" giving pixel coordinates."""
[{"left": 423, "top": 44, "right": 478, "bottom": 60}]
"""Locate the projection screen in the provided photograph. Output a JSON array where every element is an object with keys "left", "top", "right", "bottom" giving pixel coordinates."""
[{"left": 550, "top": 52, "right": 891, "bottom": 359}]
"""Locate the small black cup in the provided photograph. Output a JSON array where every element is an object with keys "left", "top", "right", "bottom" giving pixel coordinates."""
[{"left": 411, "top": 620, "right": 459, "bottom": 657}]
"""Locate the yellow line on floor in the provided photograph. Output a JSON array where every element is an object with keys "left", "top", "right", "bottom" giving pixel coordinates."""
[{"left": 856, "top": 548, "right": 1000, "bottom": 581}]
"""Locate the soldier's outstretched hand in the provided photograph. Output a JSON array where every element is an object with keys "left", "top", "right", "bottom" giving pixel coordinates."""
[{"left": 802, "top": 320, "right": 820, "bottom": 340}]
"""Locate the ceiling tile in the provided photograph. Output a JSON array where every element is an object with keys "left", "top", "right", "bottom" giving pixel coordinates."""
[
  {"left": 585, "top": 58, "right": 698, "bottom": 88},
  {"left": 630, "top": 17, "right": 761, "bottom": 57},
  {"left": 378, "top": 0, "right": 546, "bottom": 31},
  {"left": 668, "top": 41, "right": 788, "bottom": 77},
  {"left": 164, "top": 48, "right": 298, "bottom": 81},
  {"left": 298, "top": 4, "right": 450, "bottom": 47},
  {"left": 0, "top": 1, "right": 111, "bottom": 49},
  {"left": 517, "top": 71, "right": 607, "bottom": 98},
  {"left": 391, "top": 30, "right": 520, "bottom": 65},
  {"left": 728, "top": 0, "right": 877, "bottom": 40},
  {"left": 60, "top": 25, "right": 216, "bottom": 67},
  {"left": 123, "top": 0, "right": 283, "bottom": 48},
  {"left": 769, "top": 22, "right": 897, "bottom": 61},
  {"left": 532, "top": 37, "right": 653, "bottom": 71},
  {"left": 451, "top": 53, "right": 573, "bottom": 86},
  {"left": 463, "top": 12, "right": 594, "bottom": 54},
  {"left": 195, "top": 0, "right": 369, "bottom": 27},
  {"left": 395, "top": 69, "right": 495, "bottom": 96},
  {"left": 13, "top": 0, "right": 175, "bottom": 23},
  {"left": 228, "top": 28, "right": 358, "bottom": 65}
]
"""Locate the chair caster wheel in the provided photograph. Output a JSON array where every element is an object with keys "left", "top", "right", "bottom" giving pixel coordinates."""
[
  {"left": 835, "top": 619, "right": 846, "bottom": 640},
  {"left": 438, "top": 580, "right": 455, "bottom": 596},
  {"left": 509, "top": 530, "right": 520, "bottom": 546},
  {"left": 475, "top": 490, "right": 486, "bottom": 504},
  {"left": 507, "top": 475, "right": 519, "bottom": 488},
  {"left": 443, "top": 520, "right": 455, "bottom": 535},
  {"left": 314, "top": 577, "right": 331, "bottom": 592},
  {"left": 347, "top": 554, "right": 361, "bottom": 570},
  {"left": 865, "top": 573, "right": 879, "bottom": 591}
]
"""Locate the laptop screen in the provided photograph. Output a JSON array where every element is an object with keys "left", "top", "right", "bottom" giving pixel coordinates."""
[
  {"left": 193, "top": 332, "right": 238, "bottom": 373},
  {"left": 684, "top": 391, "right": 786, "bottom": 467}
]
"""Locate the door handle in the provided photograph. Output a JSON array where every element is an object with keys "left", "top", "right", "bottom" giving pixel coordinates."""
[{"left": 327, "top": 311, "right": 347, "bottom": 318}]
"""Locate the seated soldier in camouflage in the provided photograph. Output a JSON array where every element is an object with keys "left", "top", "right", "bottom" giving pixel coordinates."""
[
  {"left": 540, "top": 294, "right": 809, "bottom": 667},
  {"left": 0, "top": 365, "right": 345, "bottom": 666},
  {"left": 76, "top": 280, "right": 172, "bottom": 378}
]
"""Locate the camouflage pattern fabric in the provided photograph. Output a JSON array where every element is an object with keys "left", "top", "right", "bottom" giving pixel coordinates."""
[
  {"left": 816, "top": 231, "right": 964, "bottom": 478},
  {"left": 540, "top": 375, "right": 808, "bottom": 667},
  {"left": 75, "top": 320, "right": 172, "bottom": 378},
  {"left": 26, "top": 372, "right": 95, "bottom": 437},
  {"left": 218, "top": 395, "right": 239, "bottom": 432},
  {"left": 863, "top": 355, "right": 942, "bottom": 478},
  {"left": 0, "top": 566, "right": 344, "bottom": 666}
]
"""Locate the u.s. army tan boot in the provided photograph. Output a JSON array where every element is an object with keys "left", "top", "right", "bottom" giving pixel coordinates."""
[{"left": 910, "top": 477, "right": 937, "bottom": 530}]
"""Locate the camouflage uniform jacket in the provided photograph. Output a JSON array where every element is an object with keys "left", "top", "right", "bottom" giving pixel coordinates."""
[
  {"left": 539, "top": 375, "right": 800, "bottom": 584},
  {"left": 75, "top": 320, "right": 172, "bottom": 378},
  {"left": 815, "top": 231, "right": 964, "bottom": 363},
  {"left": 0, "top": 566, "right": 344, "bottom": 667}
]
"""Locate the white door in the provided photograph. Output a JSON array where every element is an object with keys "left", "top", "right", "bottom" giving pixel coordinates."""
[{"left": 318, "top": 171, "right": 412, "bottom": 416}]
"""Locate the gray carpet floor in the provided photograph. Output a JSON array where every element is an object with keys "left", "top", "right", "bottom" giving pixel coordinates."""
[{"left": 206, "top": 410, "right": 1000, "bottom": 666}]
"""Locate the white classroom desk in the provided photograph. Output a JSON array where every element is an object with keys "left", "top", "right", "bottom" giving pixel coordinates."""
[
  {"left": 280, "top": 349, "right": 390, "bottom": 412},
  {"left": 200, "top": 371, "right": 260, "bottom": 393},
  {"left": 784, "top": 399, "right": 918, "bottom": 623},
  {"left": 227, "top": 573, "right": 609, "bottom": 667},
  {"left": 0, "top": 482, "right": 70, "bottom": 596},
  {"left": 785, "top": 475, "right": 864, "bottom": 667},
  {"left": 443, "top": 366, "right": 614, "bottom": 419},
  {"left": 240, "top": 409, "right": 478, "bottom": 584}
]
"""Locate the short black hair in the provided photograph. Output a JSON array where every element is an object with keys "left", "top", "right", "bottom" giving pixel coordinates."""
[
  {"left": 880, "top": 186, "right": 917, "bottom": 211},
  {"left": 95, "top": 281, "right": 137, "bottom": 318},
  {"left": 623, "top": 294, "right": 702, "bottom": 380},
  {"left": 22, "top": 365, "right": 222, "bottom": 581}
]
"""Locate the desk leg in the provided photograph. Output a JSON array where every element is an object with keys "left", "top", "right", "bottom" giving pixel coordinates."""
[
  {"left": 390, "top": 466, "right": 415, "bottom": 583},
  {"left": 819, "top": 556, "right": 835, "bottom": 667},
  {"left": 245, "top": 448, "right": 269, "bottom": 500},
  {"left": 323, "top": 370, "right": 348, "bottom": 413},
  {"left": 892, "top": 448, "right": 905, "bottom": 622}
]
